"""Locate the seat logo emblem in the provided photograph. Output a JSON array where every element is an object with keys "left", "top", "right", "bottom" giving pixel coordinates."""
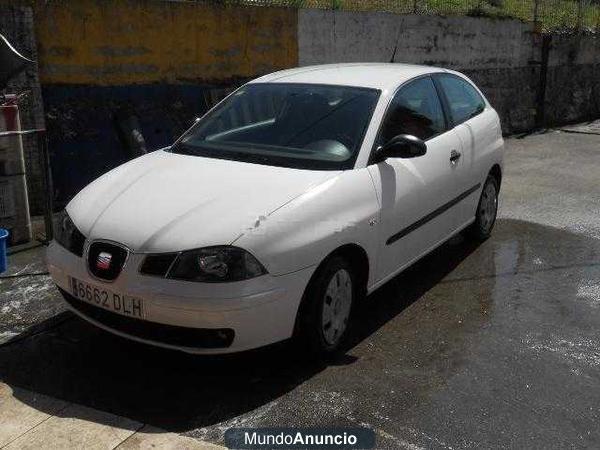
[{"left": 96, "top": 252, "right": 112, "bottom": 270}]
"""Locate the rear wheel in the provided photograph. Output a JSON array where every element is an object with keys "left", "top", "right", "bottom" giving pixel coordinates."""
[
  {"left": 467, "top": 175, "right": 499, "bottom": 241},
  {"left": 296, "top": 256, "right": 355, "bottom": 357}
]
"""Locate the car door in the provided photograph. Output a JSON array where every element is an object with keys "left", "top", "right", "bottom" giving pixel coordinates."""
[
  {"left": 433, "top": 73, "right": 500, "bottom": 225},
  {"left": 367, "top": 76, "right": 465, "bottom": 284}
]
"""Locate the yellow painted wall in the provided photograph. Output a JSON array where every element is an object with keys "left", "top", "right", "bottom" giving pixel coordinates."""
[{"left": 33, "top": 0, "right": 298, "bottom": 85}]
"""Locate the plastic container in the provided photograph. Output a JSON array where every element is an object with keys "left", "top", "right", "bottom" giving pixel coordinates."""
[{"left": 0, "top": 228, "right": 9, "bottom": 274}]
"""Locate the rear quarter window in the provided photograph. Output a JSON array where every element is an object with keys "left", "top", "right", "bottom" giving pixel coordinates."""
[{"left": 436, "top": 74, "right": 486, "bottom": 125}]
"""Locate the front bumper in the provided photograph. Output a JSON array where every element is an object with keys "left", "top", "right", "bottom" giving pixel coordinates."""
[{"left": 47, "top": 242, "right": 315, "bottom": 354}]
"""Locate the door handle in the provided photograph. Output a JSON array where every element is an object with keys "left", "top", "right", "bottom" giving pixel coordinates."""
[{"left": 450, "top": 150, "right": 462, "bottom": 164}]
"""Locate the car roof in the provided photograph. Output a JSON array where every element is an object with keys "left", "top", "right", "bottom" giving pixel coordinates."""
[{"left": 250, "top": 63, "right": 449, "bottom": 91}]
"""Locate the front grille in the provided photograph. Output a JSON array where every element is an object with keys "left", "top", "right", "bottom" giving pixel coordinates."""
[
  {"left": 140, "top": 253, "right": 178, "bottom": 277},
  {"left": 87, "top": 242, "right": 128, "bottom": 281},
  {"left": 59, "top": 289, "right": 234, "bottom": 349}
]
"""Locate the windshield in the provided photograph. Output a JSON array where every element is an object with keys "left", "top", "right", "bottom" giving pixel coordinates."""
[{"left": 171, "top": 83, "right": 380, "bottom": 170}]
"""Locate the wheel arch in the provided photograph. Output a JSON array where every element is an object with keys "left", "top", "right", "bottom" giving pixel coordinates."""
[
  {"left": 293, "top": 243, "right": 370, "bottom": 334},
  {"left": 329, "top": 243, "right": 370, "bottom": 296},
  {"left": 309, "top": 243, "right": 370, "bottom": 298},
  {"left": 489, "top": 164, "right": 502, "bottom": 189}
]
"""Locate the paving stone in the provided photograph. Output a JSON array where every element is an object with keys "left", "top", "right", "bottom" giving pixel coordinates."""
[
  {"left": 4, "top": 403, "right": 142, "bottom": 450},
  {"left": 0, "top": 383, "right": 68, "bottom": 447},
  {"left": 118, "top": 425, "right": 225, "bottom": 450}
]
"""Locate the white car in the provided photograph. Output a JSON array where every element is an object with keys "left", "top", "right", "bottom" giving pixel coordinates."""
[{"left": 47, "top": 63, "right": 503, "bottom": 355}]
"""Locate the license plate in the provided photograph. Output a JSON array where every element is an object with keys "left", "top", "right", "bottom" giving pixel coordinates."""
[{"left": 69, "top": 277, "right": 144, "bottom": 319}]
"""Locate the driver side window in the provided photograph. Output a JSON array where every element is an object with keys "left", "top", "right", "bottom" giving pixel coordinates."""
[{"left": 377, "top": 77, "right": 445, "bottom": 147}]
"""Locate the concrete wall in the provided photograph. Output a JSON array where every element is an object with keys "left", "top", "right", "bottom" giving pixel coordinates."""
[
  {"left": 298, "top": 10, "right": 599, "bottom": 133},
  {"left": 298, "top": 12, "right": 535, "bottom": 68},
  {"left": 546, "top": 34, "right": 600, "bottom": 125}
]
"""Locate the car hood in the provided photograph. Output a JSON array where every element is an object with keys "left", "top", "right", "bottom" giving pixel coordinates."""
[{"left": 68, "top": 150, "right": 339, "bottom": 253}]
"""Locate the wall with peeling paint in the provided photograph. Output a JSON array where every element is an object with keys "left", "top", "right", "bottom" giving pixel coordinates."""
[
  {"left": 34, "top": 0, "right": 298, "bottom": 85},
  {"left": 28, "top": 0, "right": 298, "bottom": 206}
]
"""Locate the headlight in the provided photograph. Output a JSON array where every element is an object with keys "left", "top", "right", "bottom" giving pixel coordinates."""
[
  {"left": 167, "top": 246, "right": 267, "bottom": 282},
  {"left": 54, "top": 210, "right": 86, "bottom": 257}
]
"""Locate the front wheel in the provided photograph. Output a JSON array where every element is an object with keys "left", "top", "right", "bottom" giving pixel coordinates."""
[
  {"left": 466, "top": 175, "right": 499, "bottom": 241},
  {"left": 295, "top": 256, "right": 355, "bottom": 357}
]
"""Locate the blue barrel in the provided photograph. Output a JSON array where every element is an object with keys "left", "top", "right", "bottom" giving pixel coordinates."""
[{"left": 0, "top": 228, "right": 8, "bottom": 274}]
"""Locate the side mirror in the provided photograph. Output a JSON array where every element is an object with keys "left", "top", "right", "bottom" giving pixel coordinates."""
[{"left": 375, "top": 134, "right": 427, "bottom": 162}]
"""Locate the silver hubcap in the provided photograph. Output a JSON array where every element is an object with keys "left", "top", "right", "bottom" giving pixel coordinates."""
[
  {"left": 322, "top": 269, "right": 353, "bottom": 346},
  {"left": 479, "top": 182, "right": 497, "bottom": 233}
]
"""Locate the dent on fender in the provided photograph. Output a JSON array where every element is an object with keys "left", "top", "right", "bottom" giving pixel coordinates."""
[{"left": 238, "top": 171, "right": 379, "bottom": 277}]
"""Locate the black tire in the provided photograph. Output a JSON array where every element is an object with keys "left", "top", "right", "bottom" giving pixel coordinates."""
[
  {"left": 466, "top": 175, "right": 499, "bottom": 241},
  {"left": 295, "top": 256, "right": 356, "bottom": 358}
]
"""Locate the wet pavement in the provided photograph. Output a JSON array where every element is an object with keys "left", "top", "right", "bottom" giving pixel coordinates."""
[
  {"left": 0, "top": 246, "right": 64, "bottom": 344},
  {"left": 0, "top": 129, "right": 599, "bottom": 448}
]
